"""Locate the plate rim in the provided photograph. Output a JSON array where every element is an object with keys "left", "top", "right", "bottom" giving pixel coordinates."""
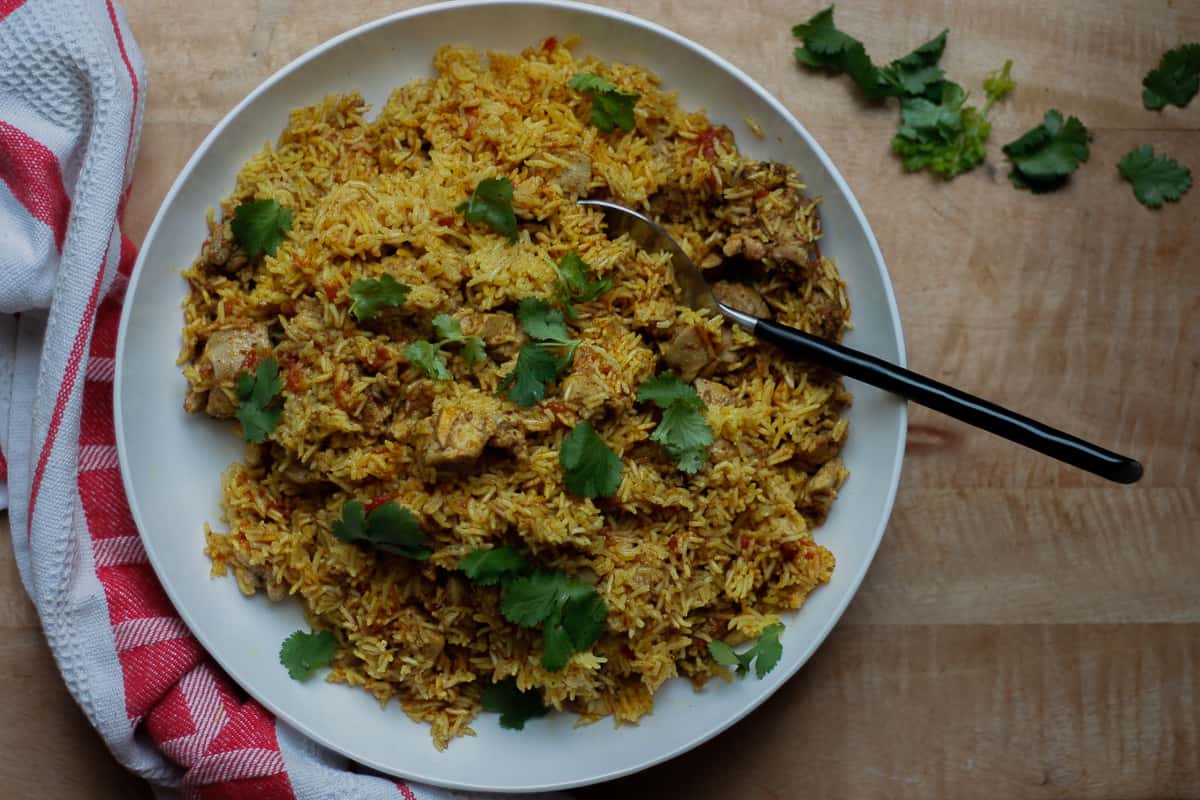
[{"left": 114, "top": 0, "right": 909, "bottom": 791}]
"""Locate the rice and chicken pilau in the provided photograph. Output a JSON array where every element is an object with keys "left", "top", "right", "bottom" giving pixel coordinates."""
[{"left": 180, "top": 37, "right": 851, "bottom": 749}]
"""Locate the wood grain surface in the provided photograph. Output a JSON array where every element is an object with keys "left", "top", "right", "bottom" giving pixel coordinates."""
[{"left": 2, "top": 1, "right": 1198, "bottom": 797}]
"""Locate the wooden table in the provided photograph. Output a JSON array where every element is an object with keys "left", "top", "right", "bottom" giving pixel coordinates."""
[{"left": 2, "top": 1, "right": 1198, "bottom": 796}]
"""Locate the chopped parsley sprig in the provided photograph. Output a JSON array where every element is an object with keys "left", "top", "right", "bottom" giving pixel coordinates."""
[
  {"left": 636, "top": 373, "right": 714, "bottom": 474},
  {"left": 708, "top": 623, "right": 784, "bottom": 679},
  {"left": 230, "top": 199, "right": 292, "bottom": 259},
  {"left": 235, "top": 356, "right": 283, "bottom": 443},
  {"left": 332, "top": 499, "right": 431, "bottom": 560},
  {"left": 457, "top": 177, "right": 518, "bottom": 242},
  {"left": 348, "top": 274, "right": 411, "bottom": 322},
  {"left": 405, "top": 314, "right": 486, "bottom": 379},
  {"left": 569, "top": 72, "right": 640, "bottom": 133},
  {"left": 279, "top": 629, "right": 336, "bottom": 681},
  {"left": 498, "top": 298, "right": 580, "bottom": 407}
]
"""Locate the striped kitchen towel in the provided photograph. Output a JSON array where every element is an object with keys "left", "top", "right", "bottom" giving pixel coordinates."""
[{"left": 0, "top": 2, "right": 556, "bottom": 797}]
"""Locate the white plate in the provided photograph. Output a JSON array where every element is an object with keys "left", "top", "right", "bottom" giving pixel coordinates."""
[{"left": 115, "top": 0, "right": 907, "bottom": 792}]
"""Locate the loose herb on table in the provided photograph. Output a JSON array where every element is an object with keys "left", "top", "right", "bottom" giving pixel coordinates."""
[{"left": 1002, "top": 110, "right": 1091, "bottom": 193}]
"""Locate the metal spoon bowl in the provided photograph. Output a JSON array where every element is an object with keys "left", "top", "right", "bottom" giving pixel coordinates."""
[{"left": 579, "top": 198, "right": 1143, "bottom": 485}]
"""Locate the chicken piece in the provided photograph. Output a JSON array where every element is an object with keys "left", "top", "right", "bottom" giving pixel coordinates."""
[
  {"left": 457, "top": 311, "right": 525, "bottom": 360},
  {"left": 426, "top": 404, "right": 497, "bottom": 466},
  {"left": 424, "top": 389, "right": 519, "bottom": 466},
  {"left": 694, "top": 378, "right": 734, "bottom": 408},
  {"left": 199, "top": 218, "right": 249, "bottom": 275},
  {"left": 661, "top": 323, "right": 720, "bottom": 383},
  {"left": 553, "top": 149, "right": 592, "bottom": 197},
  {"left": 711, "top": 281, "right": 770, "bottom": 318},
  {"left": 802, "top": 287, "right": 848, "bottom": 340},
  {"left": 279, "top": 459, "right": 322, "bottom": 486},
  {"left": 722, "top": 232, "right": 766, "bottom": 261},
  {"left": 795, "top": 418, "right": 849, "bottom": 468},
  {"left": 560, "top": 320, "right": 657, "bottom": 418},
  {"left": 358, "top": 391, "right": 393, "bottom": 437},
  {"left": 716, "top": 161, "right": 816, "bottom": 272},
  {"left": 491, "top": 417, "right": 526, "bottom": 451},
  {"left": 804, "top": 458, "right": 847, "bottom": 520},
  {"left": 201, "top": 324, "right": 271, "bottom": 417}
]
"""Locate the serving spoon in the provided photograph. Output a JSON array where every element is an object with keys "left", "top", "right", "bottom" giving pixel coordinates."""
[{"left": 579, "top": 199, "right": 1143, "bottom": 485}]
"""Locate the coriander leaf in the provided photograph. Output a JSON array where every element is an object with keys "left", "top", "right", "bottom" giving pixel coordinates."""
[
  {"left": 541, "top": 607, "right": 574, "bottom": 672},
  {"left": 791, "top": 6, "right": 860, "bottom": 66},
  {"left": 871, "top": 29, "right": 948, "bottom": 99},
  {"left": 891, "top": 82, "right": 990, "bottom": 179},
  {"left": 651, "top": 400, "right": 713, "bottom": 474},
  {"left": 432, "top": 313, "right": 465, "bottom": 342},
  {"left": 569, "top": 72, "right": 639, "bottom": 133},
  {"left": 279, "top": 629, "right": 336, "bottom": 681},
  {"left": 363, "top": 501, "right": 430, "bottom": 559},
  {"left": 559, "top": 421, "right": 623, "bottom": 498},
  {"left": 459, "top": 546, "right": 528, "bottom": 586},
  {"left": 332, "top": 499, "right": 367, "bottom": 543},
  {"left": 349, "top": 274, "right": 411, "bottom": 322},
  {"left": 499, "top": 343, "right": 562, "bottom": 407},
  {"left": 636, "top": 372, "right": 705, "bottom": 411},
  {"left": 1142, "top": 43, "right": 1200, "bottom": 111},
  {"left": 461, "top": 336, "right": 487, "bottom": 366},
  {"left": 792, "top": 7, "right": 945, "bottom": 100},
  {"left": 230, "top": 199, "right": 292, "bottom": 259},
  {"left": 636, "top": 374, "right": 713, "bottom": 474},
  {"left": 425, "top": 314, "right": 486, "bottom": 368},
  {"left": 235, "top": 356, "right": 283, "bottom": 443},
  {"left": 456, "top": 177, "right": 518, "bottom": 242},
  {"left": 709, "top": 623, "right": 785, "bottom": 680},
  {"left": 983, "top": 59, "right": 1016, "bottom": 107},
  {"left": 517, "top": 297, "right": 571, "bottom": 342},
  {"left": 499, "top": 568, "right": 606, "bottom": 671},
  {"left": 556, "top": 252, "right": 611, "bottom": 315},
  {"left": 406, "top": 340, "right": 451, "bottom": 380},
  {"left": 481, "top": 678, "right": 549, "bottom": 730},
  {"left": 568, "top": 72, "right": 618, "bottom": 93},
  {"left": 708, "top": 639, "right": 741, "bottom": 668},
  {"left": 501, "top": 570, "right": 568, "bottom": 627},
  {"left": 752, "top": 623, "right": 785, "bottom": 678},
  {"left": 333, "top": 499, "right": 430, "bottom": 560},
  {"left": 1118, "top": 145, "right": 1193, "bottom": 209},
  {"left": 1002, "top": 110, "right": 1090, "bottom": 192},
  {"left": 561, "top": 591, "right": 607, "bottom": 652}
]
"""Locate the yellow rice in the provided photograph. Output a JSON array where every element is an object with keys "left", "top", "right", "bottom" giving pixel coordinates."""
[{"left": 179, "top": 37, "right": 851, "bottom": 749}]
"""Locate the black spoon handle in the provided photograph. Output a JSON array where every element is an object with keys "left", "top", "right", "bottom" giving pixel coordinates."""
[{"left": 753, "top": 318, "right": 1143, "bottom": 484}]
